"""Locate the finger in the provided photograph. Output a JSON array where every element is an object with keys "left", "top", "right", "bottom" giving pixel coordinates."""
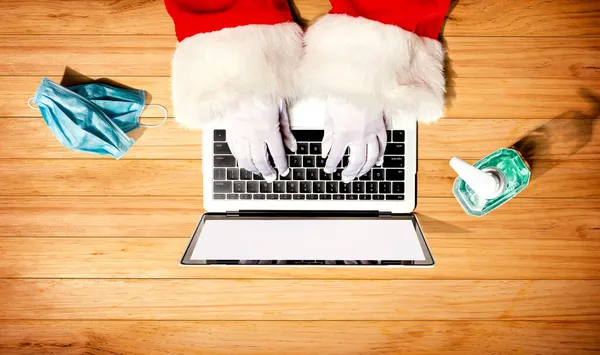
[
  {"left": 279, "top": 101, "right": 298, "bottom": 153},
  {"left": 376, "top": 128, "right": 387, "bottom": 166},
  {"left": 324, "top": 137, "right": 346, "bottom": 174},
  {"left": 266, "top": 136, "right": 290, "bottom": 177},
  {"left": 321, "top": 113, "right": 334, "bottom": 158},
  {"left": 230, "top": 138, "right": 259, "bottom": 175},
  {"left": 357, "top": 135, "right": 379, "bottom": 177},
  {"left": 251, "top": 140, "right": 277, "bottom": 182},
  {"left": 342, "top": 142, "right": 367, "bottom": 183}
]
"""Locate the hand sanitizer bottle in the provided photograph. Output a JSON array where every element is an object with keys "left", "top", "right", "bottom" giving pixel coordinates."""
[{"left": 450, "top": 148, "right": 531, "bottom": 216}]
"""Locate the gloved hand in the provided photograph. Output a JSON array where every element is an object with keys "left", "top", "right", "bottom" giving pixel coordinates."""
[
  {"left": 321, "top": 98, "right": 387, "bottom": 183},
  {"left": 224, "top": 98, "right": 297, "bottom": 182}
]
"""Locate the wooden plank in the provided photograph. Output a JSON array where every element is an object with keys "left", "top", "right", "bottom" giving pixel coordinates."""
[
  {"left": 2, "top": 0, "right": 599, "bottom": 36},
  {"left": 1, "top": 321, "right": 599, "bottom": 355},
  {"left": 0, "top": 196, "right": 598, "bottom": 239},
  {"left": 0, "top": 279, "right": 598, "bottom": 320},
  {"left": 1, "top": 118, "right": 599, "bottom": 161},
  {"left": 1, "top": 159, "right": 599, "bottom": 198},
  {"left": 1, "top": 36, "right": 598, "bottom": 78},
  {"left": 4, "top": 76, "right": 599, "bottom": 120},
  {"left": 1, "top": 237, "right": 599, "bottom": 280}
]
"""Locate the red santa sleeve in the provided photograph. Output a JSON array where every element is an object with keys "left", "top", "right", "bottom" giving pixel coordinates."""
[
  {"left": 164, "top": 0, "right": 303, "bottom": 128},
  {"left": 297, "top": 0, "right": 451, "bottom": 124}
]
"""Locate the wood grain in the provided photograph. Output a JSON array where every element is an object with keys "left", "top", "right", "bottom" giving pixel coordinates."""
[
  {"left": 1, "top": 279, "right": 598, "bottom": 320},
  {"left": 1, "top": 118, "right": 599, "bottom": 161},
  {"left": 2, "top": 0, "right": 599, "bottom": 36},
  {"left": 1, "top": 237, "right": 598, "bottom": 280},
  {"left": 4, "top": 76, "right": 599, "bottom": 119},
  {"left": 1, "top": 159, "right": 599, "bottom": 198},
  {"left": 2, "top": 35, "right": 598, "bottom": 77},
  {"left": 1, "top": 321, "right": 599, "bottom": 355},
  {"left": 1, "top": 196, "right": 598, "bottom": 239}
]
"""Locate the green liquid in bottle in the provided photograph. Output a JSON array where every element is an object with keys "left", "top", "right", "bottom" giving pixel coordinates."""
[{"left": 452, "top": 148, "right": 531, "bottom": 216}]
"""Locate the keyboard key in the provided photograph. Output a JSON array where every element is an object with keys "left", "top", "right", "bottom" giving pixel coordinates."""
[
  {"left": 214, "top": 155, "right": 235, "bottom": 167},
  {"left": 240, "top": 194, "right": 252, "bottom": 200},
  {"left": 313, "top": 181, "right": 326, "bottom": 193},
  {"left": 373, "top": 195, "right": 385, "bottom": 200},
  {"left": 317, "top": 157, "right": 327, "bottom": 168},
  {"left": 333, "top": 194, "right": 345, "bottom": 200},
  {"left": 281, "top": 194, "right": 292, "bottom": 200},
  {"left": 300, "top": 181, "right": 312, "bottom": 193},
  {"left": 352, "top": 182, "right": 365, "bottom": 194},
  {"left": 346, "top": 194, "right": 358, "bottom": 200},
  {"left": 303, "top": 156, "right": 315, "bottom": 167},
  {"left": 306, "top": 169, "right": 319, "bottom": 180},
  {"left": 214, "top": 130, "right": 226, "bottom": 141},
  {"left": 273, "top": 181, "right": 285, "bottom": 193},
  {"left": 319, "top": 194, "right": 332, "bottom": 200},
  {"left": 214, "top": 181, "right": 232, "bottom": 193},
  {"left": 293, "top": 169, "right": 305, "bottom": 180},
  {"left": 326, "top": 181, "right": 338, "bottom": 193},
  {"left": 310, "top": 143, "right": 322, "bottom": 155},
  {"left": 293, "top": 194, "right": 306, "bottom": 200},
  {"left": 227, "top": 194, "right": 239, "bottom": 200},
  {"left": 366, "top": 182, "right": 378, "bottom": 194},
  {"left": 297, "top": 143, "right": 309, "bottom": 154},
  {"left": 286, "top": 181, "right": 299, "bottom": 193},
  {"left": 267, "top": 194, "right": 279, "bottom": 200},
  {"left": 320, "top": 170, "right": 332, "bottom": 180},
  {"left": 359, "top": 171, "right": 372, "bottom": 181},
  {"left": 384, "top": 156, "right": 405, "bottom": 167},
  {"left": 213, "top": 193, "right": 226, "bottom": 200},
  {"left": 240, "top": 169, "right": 253, "bottom": 180},
  {"left": 392, "top": 130, "right": 405, "bottom": 142},
  {"left": 307, "top": 194, "right": 319, "bottom": 200},
  {"left": 227, "top": 168, "right": 239, "bottom": 180},
  {"left": 372, "top": 169, "right": 385, "bottom": 180},
  {"left": 340, "top": 182, "right": 352, "bottom": 194},
  {"left": 386, "top": 195, "right": 404, "bottom": 200},
  {"left": 233, "top": 181, "right": 245, "bottom": 193},
  {"left": 290, "top": 156, "right": 302, "bottom": 168},
  {"left": 359, "top": 195, "right": 372, "bottom": 200},
  {"left": 386, "top": 130, "right": 392, "bottom": 142},
  {"left": 260, "top": 181, "right": 272, "bottom": 193},
  {"left": 333, "top": 170, "right": 343, "bottom": 180},
  {"left": 342, "top": 156, "right": 349, "bottom": 168},
  {"left": 292, "top": 130, "right": 323, "bottom": 142},
  {"left": 213, "top": 168, "right": 226, "bottom": 180},
  {"left": 379, "top": 182, "right": 392, "bottom": 194},
  {"left": 385, "top": 143, "right": 405, "bottom": 155},
  {"left": 393, "top": 182, "right": 405, "bottom": 194},
  {"left": 247, "top": 181, "right": 259, "bottom": 193},
  {"left": 280, "top": 171, "right": 292, "bottom": 180},
  {"left": 253, "top": 194, "right": 266, "bottom": 200},
  {"left": 214, "top": 142, "right": 231, "bottom": 154},
  {"left": 386, "top": 169, "right": 405, "bottom": 181}
]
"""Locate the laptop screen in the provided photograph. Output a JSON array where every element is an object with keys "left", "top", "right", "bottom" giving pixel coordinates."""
[{"left": 181, "top": 214, "right": 434, "bottom": 266}]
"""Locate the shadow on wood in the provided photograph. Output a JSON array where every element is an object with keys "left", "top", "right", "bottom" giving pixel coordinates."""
[
  {"left": 512, "top": 89, "right": 600, "bottom": 181},
  {"left": 441, "top": 0, "right": 460, "bottom": 108}
]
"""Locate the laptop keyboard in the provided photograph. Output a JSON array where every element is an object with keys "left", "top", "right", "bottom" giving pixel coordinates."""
[{"left": 212, "top": 130, "right": 405, "bottom": 201}]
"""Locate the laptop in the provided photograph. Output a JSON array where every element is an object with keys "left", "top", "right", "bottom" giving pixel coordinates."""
[{"left": 181, "top": 100, "right": 434, "bottom": 267}]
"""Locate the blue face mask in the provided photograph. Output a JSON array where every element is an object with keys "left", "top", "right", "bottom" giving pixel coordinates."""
[{"left": 29, "top": 78, "right": 167, "bottom": 159}]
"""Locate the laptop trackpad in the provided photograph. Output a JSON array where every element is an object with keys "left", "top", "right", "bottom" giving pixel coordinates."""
[{"left": 182, "top": 215, "right": 434, "bottom": 266}]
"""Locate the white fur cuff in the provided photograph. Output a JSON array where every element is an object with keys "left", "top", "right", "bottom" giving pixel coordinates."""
[
  {"left": 171, "top": 22, "right": 303, "bottom": 128},
  {"left": 297, "top": 14, "right": 445, "bottom": 125}
]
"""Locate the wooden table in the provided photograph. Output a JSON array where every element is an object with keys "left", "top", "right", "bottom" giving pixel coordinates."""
[{"left": 1, "top": 0, "right": 599, "bottom": 353}]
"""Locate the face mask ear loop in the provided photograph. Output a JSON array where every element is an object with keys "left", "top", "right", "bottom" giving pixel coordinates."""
[
  {"left": 27, "top": 97, "right": 38, "bottom": 110},
  {"left": 140, "top": 104, "right": 168, "bottom": 128}
]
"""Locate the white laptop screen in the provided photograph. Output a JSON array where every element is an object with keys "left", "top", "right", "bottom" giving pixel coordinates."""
[{"left": 181, "top": 214, "right": 433, "bottom": 266}]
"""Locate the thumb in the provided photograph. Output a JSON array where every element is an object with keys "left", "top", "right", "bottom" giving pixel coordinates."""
[{"left": 279, "top": 101, "right": 297, "bottom": 152}]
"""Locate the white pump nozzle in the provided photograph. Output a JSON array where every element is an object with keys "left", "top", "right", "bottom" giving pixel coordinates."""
[{"left": 450, "top": 157, "right": 504, "bottom": 199}]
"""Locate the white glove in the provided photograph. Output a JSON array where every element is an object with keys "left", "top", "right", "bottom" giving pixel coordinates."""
[
  {"left": 224, "top": 98, "right": 297, "bottom": 182},
  {"left": 321, "top": 98, "right": 387, "bottom": 183}
]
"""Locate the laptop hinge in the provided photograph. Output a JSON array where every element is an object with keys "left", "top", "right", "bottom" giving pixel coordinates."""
[
  {"left": 226, "top": 211, "right": 240, "bottom": 217},
  {"left": 235, "top": 210, "right": 380, "bottom": 217},
  {"left": 378, "top": 211, "right": 392, "bottom": 217}
]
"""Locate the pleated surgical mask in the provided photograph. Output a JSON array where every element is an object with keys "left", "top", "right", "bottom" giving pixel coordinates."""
[{"left": 29, "top": 78, "right": 167, "bottom": 159}]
